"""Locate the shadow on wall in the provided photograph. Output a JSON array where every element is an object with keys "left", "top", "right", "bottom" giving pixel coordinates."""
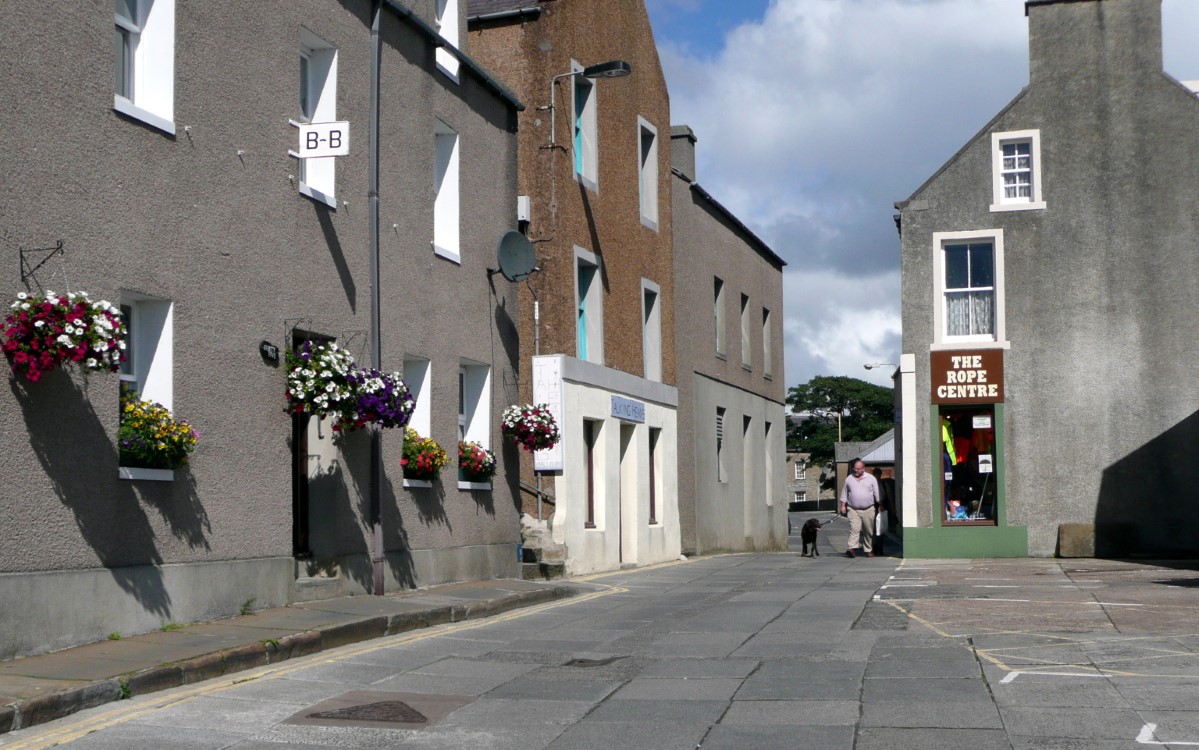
[
  {"left": 339, "top": 430, "right": 416, "bottom": 590},
  {"left": 11, "top": 372, "right": 211, "bottom": 619},
  {"left": 1095, "top": 409, "right": 1199, "bottom": 558}
]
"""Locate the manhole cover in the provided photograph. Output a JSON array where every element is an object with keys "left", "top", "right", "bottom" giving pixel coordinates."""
[
  {"left": 309, "top": 700, "right": 427, "bottom": 724},
  {"left": 563, "top": 656, "right": 626, "bottom": 668}
]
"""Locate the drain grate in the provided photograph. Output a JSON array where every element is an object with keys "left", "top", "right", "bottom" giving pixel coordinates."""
[
  {"left": 563, "top": 656, "right": 626, "bottom": 668},
  {"left": 309, "top": 700, "right": 428, "bottom": 724}
]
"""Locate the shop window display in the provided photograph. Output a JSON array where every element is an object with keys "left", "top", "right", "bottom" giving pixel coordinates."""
[{"left": 940, "top": 405, "right": 997, "bottom": 525}]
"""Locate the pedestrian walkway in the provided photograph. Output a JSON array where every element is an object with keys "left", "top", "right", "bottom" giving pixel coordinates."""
[{"left": 0, "top": 578, "right": 585, "bottom": 736}]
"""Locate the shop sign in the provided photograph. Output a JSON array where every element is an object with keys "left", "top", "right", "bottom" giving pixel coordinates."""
[
  {"left": 531, "top": 356, "right": 565, "bottom": 471},
  {"left": 931, "top": 349, "right": 1004, "bottom": 404},
  {"left": 978, "top": 454, "right": 994, "bottom": 474},
  {"left": 611, "top": 396, "right": 645, "bottom": 423}
]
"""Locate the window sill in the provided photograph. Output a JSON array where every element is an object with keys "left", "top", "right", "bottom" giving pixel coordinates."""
[
  {"left": 741, "top": 363, "right": 753, "bottom": 372},
  {"left": 764, "top": 372, "right": 773, "bottom": 381},
  {"left": 584, "top": 522, "right": 597, "bottom": 530},
  {"left": 574, "top": 173, "right": 598, "bottom": 194},
  {"left": 715, "top": 352, "right": 727, "bottom": 361},
  {"left": 113, "top": 97, "right": 176, "bottom": 136},
  {"left": 402, "top": 478, "right": 433, "bottom": 489},
  {"left": 435, "top": 51, "right": 461, "bottom": 84},
  {"left": 458, "top": 481, "right": 491, "bottom": 491},
  {"left": 119, "top": 467, "right": 175, "bottom": 482},
  {"left": 433, "top": 244, "right": 461, "bottom": 264},
  {"left": 930, "top": 340, "right": 1010, "bottom": 352},
  {"left": 640, "top": 215, "right": 659, "bottom": 233},
  {"left": 989, "top": 200, "right": 1046, "bottom": 213},
  {"left": 299, "top": 183, "right": 337, "bottom": 209}
]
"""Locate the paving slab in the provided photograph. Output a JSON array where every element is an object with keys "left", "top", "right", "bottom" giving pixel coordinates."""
[
  {"left": 698, "top": 724, "right": 854, "bottom": 750},
  {"left": 721, "top": 699, "right": 860, "bottom": 726},
  {"left": 855, "top": 727, "right": 1012, "bottom": 750}
]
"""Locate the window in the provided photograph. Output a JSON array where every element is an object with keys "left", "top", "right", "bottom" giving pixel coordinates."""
[
  {"left": 113, "top": 0, "right": 175, "bottom": 134},
  {"left": 119, "top": 294, "right": 173, "bottom": 474},
  {"left": 715, "top": 407, "right": 727, "bottom": 483},
  {"left": 434, "top": 121, "right": 460, "bottom": 263},
  {"left": 713, "top": 277, "right": 726, "bottom": 356},
  {"left": 932, "top": 230, "right": 1007, "bottom": 348},
  {"left": 648, "top": 428, "right": 661, "bottom": 524},
  {"left": 584, "top": 419, "right": 599, "bottom": 528},
  {"left": 764, "top": 421, "right": 774, "bottom": 507},
  {"left": 575, "top": 248, "right": 603, "bottom": 363},
  {"left": 572, "top": 64, "right": 598, "bottom": 189},
  {"left": 990, "top": 130, "right": 1045, "bottom": 211},
  {"left": 794, "top": 459, "right": 807, "bottom": 481},
  {"left": 762, "top": 308, "right": 772, "bottom": 378},
  {"left": 794, "top": 491, "right": 807, "bottom": 503},
  {"left": 740, "top": 293, "right": 751, "bottom": 368},
  {"left": 403, "top": 356, "right": 431, "bottom": 437},
  {"left": 641, "top": 280, "right": 661, "bottom": 382},
  {"left": 458, "top": 361, "right": 491, "bottom": 483},
  {"left": 638, "top": 117, "right": 659, "bottom": 230},
  {"left": 299, "top": 30, "right": 338, "bottom": 207},
  {"left": 940, "top": 404, "right": 997, "bottom": 526},
  {"left": 434, "top": 0, "right": 460, "bottom": 81}
]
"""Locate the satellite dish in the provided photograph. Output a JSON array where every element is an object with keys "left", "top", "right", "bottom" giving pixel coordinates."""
[{"left": 495, "top": 230, "right": 537, "bottom": 282}]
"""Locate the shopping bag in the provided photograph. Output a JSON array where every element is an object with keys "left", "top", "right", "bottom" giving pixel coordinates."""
[{"left": 874, "top": 509, "right": 889, "bottom": 536}]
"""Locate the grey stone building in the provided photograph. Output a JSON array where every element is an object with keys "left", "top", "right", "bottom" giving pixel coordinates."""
[
  {"left": 468, "top": 0, "right": 681, "bottom": 574},
  {"left": 0, "top": 0, "right": 522, "bottom": 659},
  {"left": 895, "top": 0, "right": 1199, "bottom": 557},
  {"left": 671, "top": 127, "right": 788, "bottom": 556},
  {"left": 785, "top": 452, "right": 833, "bottom": 511}
]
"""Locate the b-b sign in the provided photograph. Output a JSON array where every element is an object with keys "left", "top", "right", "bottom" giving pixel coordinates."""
[{"left": 298, "top": 122, "right": 350, "bottom": 158}]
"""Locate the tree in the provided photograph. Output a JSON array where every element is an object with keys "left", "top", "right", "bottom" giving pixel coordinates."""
[{"left": 786, "top": 375, "right": 894, "bottom": 468}]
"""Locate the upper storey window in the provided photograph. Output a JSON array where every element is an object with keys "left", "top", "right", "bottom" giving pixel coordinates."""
[{"left": 990, "top": 130, "right": 1046, "bottom": 212}]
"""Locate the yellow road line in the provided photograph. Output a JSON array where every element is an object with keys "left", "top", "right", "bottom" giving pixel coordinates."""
[{"left": 2, "top": 585, "right": 626, "bottom": 750}]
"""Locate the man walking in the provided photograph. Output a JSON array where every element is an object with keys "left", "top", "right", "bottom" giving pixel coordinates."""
[{"left": 840, "top": 458, "right": 879, "bottom": 558}]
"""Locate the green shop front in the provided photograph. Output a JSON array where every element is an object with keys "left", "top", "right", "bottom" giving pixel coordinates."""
[{"left": 903, "top": 349, "right": 1028, "bottom": 557}]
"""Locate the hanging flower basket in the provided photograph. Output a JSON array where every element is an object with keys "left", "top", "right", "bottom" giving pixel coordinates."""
[
  {"left": 402, "top": 427, "right": 448, "bottom": 480},
  {"left": 119, "top": 390, "right": 199, "bottom": 470},
  {"left": 285, "top": 340, "right": 413, "bottom": 434},
  {"left": 2, "top": 291, "right": 126, "bottom": 382},
  {"left": 458, "top": 441, "right": 497, "bottom": 482},
  {"left": 501, "top": 404, "right": 560, "bottom": 453}
]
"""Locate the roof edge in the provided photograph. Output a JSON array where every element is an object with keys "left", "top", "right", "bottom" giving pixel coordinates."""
[{"left": 676, "top": 174, "right": 787, "bottom": 269}]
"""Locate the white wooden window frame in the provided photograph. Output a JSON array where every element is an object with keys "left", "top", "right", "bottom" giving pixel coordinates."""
[
  {"left": 990, "top": 129, "right": 1046, "bottom": 212},
  {"left": 113, "top": 0, "right": 176, "bottom": 135},
  {"left": 298, "top": 29, "right": 338, "bottom": 208},
  {"left": 762, "top": 307, "right": 772, "bottom": 378},
  {"left": 641, "top": 279, "right": 661, "bottom": 382},
  {"left": 434, "top": 0, "right": 461, "bottom": 82},
  {"left": 637, "top": 117, "right": 659, "bottom": 231},
  {"left": 434, "top": 120, "right": 461, "bottom": 263},
  {"left": 794, "top": 460, "right": 806, "bottom": 481},
  {"left": 931, "top": 229, "right": 1010, "bottom": 350},
  {"left": 403, "top": 356, "right": 432, "bottom": 437},
  {"left": 459, "top": 360, "right": 490, "bottom": 448},
  {"left": 714, "top": 277, "right": 726, "bottom": 357},
  {"left": 574, "top": 247, "right": 603, "bottom": 364},
  {"left": 571, "top": 60, "right": 598, "bottom": 191},
  {"left": 740, "top": 293, "right": 752, "bottom": 369}
]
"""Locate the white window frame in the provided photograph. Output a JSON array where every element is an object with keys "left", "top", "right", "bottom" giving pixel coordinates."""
[
  {"left": 298, "top": 30, "right": 338, "bottom": 208},
  {"left": 113, "top": 0, "right": 176, "bottom": 135},
  {"left": 932, "top": 229, "right": 1009, "bottom": 350},
  {"left": 637, "top": 117, "right": 659, "bottom": 231},
  {"left": 794, "top": 460, "right": 806, "bottom": 481},
  {"left": 575, "top": 247, "right": 603, "bottom": 364},
  {"left": 762, "top": 307, "right": 772, "bottom": 378},
  {"left": 716, "top": 406, "right": 727, "bottom": 484},
  {"left": 795, "top": 491, "right": 806, "bottom": 503},
  {"left": 641, "top": 279, "right": 661, "bottom": 382},
  {"left": 119, "top": 294, "right": 173, "bottom": 410},
  {"left": 434, "top": 0, "right": 460, "bottom": 82},
  {"left": 714, "top": 277, "right": 726, "bottom": 357},
  {"left": 572, "top": 60, "right": 598, "bottom": 191},
  {"left": 403, "top": 356, "right": 432, "bottom": 437},
  {"left": 740, "top": 293, "right": 752, "bottom": 369},
  {"left": 459, "top": 360, "right": 490, "bottom": 447},
  {"left": 990, "top": 129, "right": 1046, "bottom": 212},
  {"left": 764, "top": 421, "right": 774, "bottom": 507},
  {"left": 434, "top": 120, "right": 461, "bottom": 263}
]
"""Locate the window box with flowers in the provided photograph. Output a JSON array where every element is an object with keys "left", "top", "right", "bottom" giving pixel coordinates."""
[
  {"left": 3, "top": 291, "right": 126, "bottom": 381},
  {"left": 118, "top": 390, "right": 198, "bottom": 481},
  {"left": 402, "top": 427, "right": 447, "bottom": 487},
  {"left": 501, "top": 404, "right": 560, "bottom": 453},
  {"left": 458, "top": 440, "right": 496, "bottom": 490}
]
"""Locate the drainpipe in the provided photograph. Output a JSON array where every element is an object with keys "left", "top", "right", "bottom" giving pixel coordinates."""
[{"left": 368, "top": 0, "right": 385, "bottom": 596}]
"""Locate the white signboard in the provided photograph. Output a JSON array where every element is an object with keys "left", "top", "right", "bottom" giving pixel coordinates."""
[
  {"left": 973, "top": 415, "right": 992, "bottom": 429},
  {"left": 298, "top": 121, "right": 350, "bottom": 158},
  {"left": 532, "top": 356, "right": 565, "bottom": 472},
  {"left": 978, "top": 454, "right": 993, "bottom": 474}
]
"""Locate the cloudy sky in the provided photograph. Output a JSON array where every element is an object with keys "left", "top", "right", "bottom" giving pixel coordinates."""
[{"left": 644, "top": 0, "right": 1199, "bottom": 388}]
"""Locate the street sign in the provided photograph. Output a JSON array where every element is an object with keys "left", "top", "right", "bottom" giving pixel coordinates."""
[{"left": 297, "top": 121, "right": 350, "bottom": 158}]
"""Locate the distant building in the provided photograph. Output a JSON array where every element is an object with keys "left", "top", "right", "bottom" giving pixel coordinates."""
[
  {"left": 785, "top": 452, "right": 835, "bottom": 511},
  {"left": 895, "top": 0, "right": 1199, "bottom": 557}
]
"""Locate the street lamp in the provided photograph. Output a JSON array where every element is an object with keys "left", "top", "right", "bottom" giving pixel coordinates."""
[
  {"left": 813, "top": 409, "right": 843, "bottom": 443},
  {"left": 545, "top": 60, "right": 633, "bottom": 150},
  {"left": 863, "top": 363, "right": 897, "bottom": 370}
]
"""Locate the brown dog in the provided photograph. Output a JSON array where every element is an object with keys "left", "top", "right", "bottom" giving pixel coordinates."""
[{"left": 801, "top": 519, "right": 827, "bottom": 557}]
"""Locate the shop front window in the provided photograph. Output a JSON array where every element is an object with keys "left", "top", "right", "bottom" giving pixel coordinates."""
[{"left": 939, "top": 404, "right": 997, "bottom": 525}]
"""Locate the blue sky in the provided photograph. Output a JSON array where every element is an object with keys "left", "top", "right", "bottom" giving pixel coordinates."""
[{"left": 644, "top": 0, "right": 1199, "bottom": 389}]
